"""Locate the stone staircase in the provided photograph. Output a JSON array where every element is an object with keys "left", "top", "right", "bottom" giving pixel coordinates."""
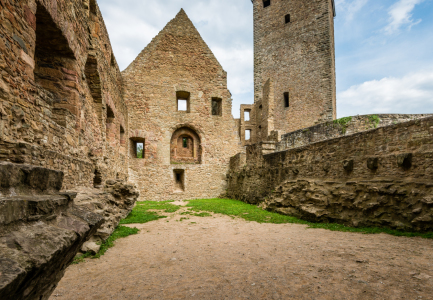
[{"left": 0, "top": 162, "right": 103, "bottom": 300}]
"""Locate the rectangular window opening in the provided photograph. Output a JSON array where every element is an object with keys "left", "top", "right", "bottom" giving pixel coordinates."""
[
  {"left": 285, "top": 14, "right": 291, "bottom": 24},
  {"left": 244, "top": 110, "right": 250, "bottom": 121},
  {"left": 245, "top": 129, "right": 251, "bottom": 141},
  {"left": 130, "top": 138, "right": 145, "bottom": 159},
  {"left": 176, "top": 91, "right": 190, "bottom": 112},
  {"left": 284, "top": 92, "right": 290, "bottom": 108},
  {"left": 174, "top": 169, "right": 185, "bottom": 192},
  {"left": 263, "top": 0, "right": 271, "bottom": 8},
  {"left": 211, "top": 98, "right": 222, "bottom": 116}
]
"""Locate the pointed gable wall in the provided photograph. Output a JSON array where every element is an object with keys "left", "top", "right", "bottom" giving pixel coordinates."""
[{"left": 122, "top": 9, "right": 242, "bottom": 201}]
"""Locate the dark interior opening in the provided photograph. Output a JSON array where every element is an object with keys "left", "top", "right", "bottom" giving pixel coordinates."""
[
  {"left": 174, "top": 169, "right": 185, "bottom": 192},
  {"left": 284, "top": 92, "right": 290, "bottom": 108},
  {"left": 211, "top": 98, "right": 222, "bottom": 116},
  {"left": 263, "top": 0, "right": 271, "bottom": 8},
  {"left": 93, "top": 169, "right": 102, "bottom": 187},
  {"left": 285, "top": 14, "right": 291, "bottom": 24}
]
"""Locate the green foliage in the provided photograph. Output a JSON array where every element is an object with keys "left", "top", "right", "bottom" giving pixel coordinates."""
[
  {"left": 186, "top": 198, "right": 433, "bottom": 239},
  {"left": 72, "top": 226, "right": 139, "bottom": 264},
  {"left": 333, "top": 116, "right": 353, "bottom": 134},
  {"left": 120, "top": 201, "right": 180, "bottom": 224},
  {"left": 137, "top": 144, "right": 144, "bottom": 158},
  {"left": 368, "top": 115, "right": 381, "bottom": 128}
]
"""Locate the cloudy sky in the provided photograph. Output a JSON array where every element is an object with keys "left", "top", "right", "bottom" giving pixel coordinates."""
[{"left": 98, "top": 0, "right": 433, "bottom": 118}]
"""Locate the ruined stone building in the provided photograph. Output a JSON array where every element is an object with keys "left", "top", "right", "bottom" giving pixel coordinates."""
[{"left": 123, "top": 10, "right": 243, "bottom": 201}]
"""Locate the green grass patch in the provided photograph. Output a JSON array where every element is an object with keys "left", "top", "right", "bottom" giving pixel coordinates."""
[
  {"left": 186, "top": 198, "right": 433, "bottom": 239},
  {"left": 72, "top": 225, "right": 139, "bottom": 264},
  {"left": 120, "top": 201, "right": 180, "bottom": 224}
]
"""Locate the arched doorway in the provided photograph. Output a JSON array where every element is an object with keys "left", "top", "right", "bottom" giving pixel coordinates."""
[{"left": 170, "top": 127, "right": 201, "bottom": 164}]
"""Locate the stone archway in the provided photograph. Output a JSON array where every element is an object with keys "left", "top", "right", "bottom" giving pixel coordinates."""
[{"left": 170, "top": 127, "right": 201, "bottom": 164}]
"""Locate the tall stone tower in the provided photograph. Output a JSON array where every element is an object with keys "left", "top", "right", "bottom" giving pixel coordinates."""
[{"left": 252, "top": 0, "right": 336, "bottom": 135}]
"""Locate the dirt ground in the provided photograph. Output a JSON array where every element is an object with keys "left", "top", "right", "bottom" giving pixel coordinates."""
[{"left": 51, "top": 202, "right": 433, "bottom": 300}]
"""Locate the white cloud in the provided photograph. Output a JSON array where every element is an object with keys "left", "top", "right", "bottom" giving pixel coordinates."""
[
  {"left": 337, "top": 70, "right": 433, "bottom": 117},
  {"left": 335, "top": 0, "right": 369, "bottom": 22},
  {"left": 384, "top": 0, "right": 424, "bottom": 34}
]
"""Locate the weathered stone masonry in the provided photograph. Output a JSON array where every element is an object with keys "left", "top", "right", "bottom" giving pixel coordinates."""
[{"left": 227, "top": 115, "right": 433, "bottom": 232}]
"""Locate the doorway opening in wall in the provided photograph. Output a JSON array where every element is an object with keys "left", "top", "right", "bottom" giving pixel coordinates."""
[
  {"left": 284, "top": 92, "right": 290, "bottom": 108},
  {"left": 245, "top": 129, "right": 251, "bottom": 141},
  {"left": 173, "top": 169, "right": 185, "bottom": 192},
  {"left": 130, "top": 137, "right": 145, "bottom": 158},
  {"left": 244, "top": 110, "right": 250, "bottom": 121}
]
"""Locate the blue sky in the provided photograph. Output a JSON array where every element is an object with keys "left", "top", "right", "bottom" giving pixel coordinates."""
[{"left": 98, "top": 0, "right": 433, "bottom": 118}]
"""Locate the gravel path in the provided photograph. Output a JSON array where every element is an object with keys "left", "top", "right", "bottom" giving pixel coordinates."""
[{"left": 51, "top": 205, "right": 433, "bottom": 300}]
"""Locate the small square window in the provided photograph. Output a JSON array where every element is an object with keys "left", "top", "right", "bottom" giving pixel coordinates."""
[
  {"left": 263, "top": 0, "right": 270, "bottom": 8},
  {"left": 130, "top": 138, "right": 145, "bottom": 158},
  {"left": 176, "top": 91, "right": 190, "bottom": 112},
  {"left": 285, "top": 14, "right": 291, "bottom": 24},
  {"left": 211, "top": 98, "right": 222, "bottom": 116},
  {"left": 245, "top": 129, "right": 251, "bottom": 141},
  {"left": 244, "top": 110, "right": 250, "bottom": 121}
]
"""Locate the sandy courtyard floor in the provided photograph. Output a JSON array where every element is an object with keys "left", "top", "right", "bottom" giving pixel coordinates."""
[{"left": 51, "top": 205, "right": 433, "bottom": 300}]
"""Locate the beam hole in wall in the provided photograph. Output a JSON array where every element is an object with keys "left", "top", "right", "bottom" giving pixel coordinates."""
[
  {"left": 171, "top": 127, "right": 201, "bottom": 164},
  {"left": 130, "top": 138, "right": 145, "bottom": 159},
  {"left": 176, "top": 91, "right": 190, "bottom": 112},
  {"left": 245, "top": 129, "right": 251, "bottom": 141},
  {"left": 263, "top": 0, "right": 271, "bottom": 8},
  {"left": 244, "top": 110, "right": 250, "bottom": 121},
  {"left": 284, "top": 92, "right": 290, "bottom": 108},
  {"left": 173, "top": 169, "right": 185, "bottom": 192},
  {"left": 211, "top": 98, "right": 222, "bottom": 116},
  {"left": 285, "top": 14, "right": 291, "bottom": 24}
]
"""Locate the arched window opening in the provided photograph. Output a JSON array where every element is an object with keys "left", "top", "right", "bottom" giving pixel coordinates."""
[
  {"left": 85, "top": 55, "right": 102, "bottom": 124},
  {"left": 34, "top": 2, "right": 77, "bottom": 126},
  {"left": 263, "top": 0, "right": 271, "bottom": 8},
  {"left": 170, "top": 127, "right": 201, "bottom": 164}
]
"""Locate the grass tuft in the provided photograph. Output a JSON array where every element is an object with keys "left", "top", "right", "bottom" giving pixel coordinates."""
[
  {"left": 72, "top": 225, "right": 139, "bottom": 264},
  {"left": 120, "top": 201, "right": 181, "bottom": 224},
  {"left": 186, "top": 198, "right": 433, "bottom": 239}
]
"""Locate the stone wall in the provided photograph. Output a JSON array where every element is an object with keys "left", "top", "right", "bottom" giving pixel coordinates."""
[
  {"left": 227, "top": 116, "right": 433, "bottom": 232},
  {"left": 251, "top": 0, "right": 336, "bottom": 134},
  {"left": 0, "top": 0, "right": 128, "bottom": 189},
  {"left": 123, "top": 10, "right": 243, "bottom": 201}
]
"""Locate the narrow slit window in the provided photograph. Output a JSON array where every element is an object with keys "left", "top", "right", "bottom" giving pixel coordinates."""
[
  {"left": 284, "top": 92, "right": 290, "bottom": 108},
  {"left": 176, "top": 91, "right": 190, "bottom": 112},
  {"left": 285, "top": 14, "right": 291, "bottom": 24},
  {"left": 245, "top": 130, "right": 251, "bottom": 141},
  {"left": 244, "top": 111, "right": 250, "bottom": 121},
  {"left": 174, "top": 169, "right": 185, "bottom": 192},
  {"left": 263, "top": 0, "right": 271, "bottom": 8},
  {"left": 183, "top": 137, "right": 188, "bottom": 148}
]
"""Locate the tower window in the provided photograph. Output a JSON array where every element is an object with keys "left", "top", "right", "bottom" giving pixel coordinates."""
[
  {"left": 285, "top": 14, "right": 291, "bottom": 24},
  {"left": 174, "top": 169, "right": 185, "bottom": 192},
  {"left": 176, "top": 91, "right": 190, "bottom": 112},
  {"left": 183, "top": 137, "right": 188, "bottom": 148},
  {"left": 245, "top": 130, "right": 251, "bottom": 141},
  {"left": 263, "top": 0, "right": 271, "bottom": 8},
  {"left": 244, "top": 110, "right": 250, "bottom": 121},
  {"left": 211, "top": 98, "right": 222, "bottom": 116},
  {"left": 284, "top": 92, "right": 290, "bottom": 108}
]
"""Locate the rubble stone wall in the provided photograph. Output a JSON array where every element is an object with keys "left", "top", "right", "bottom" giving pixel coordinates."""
[
  {"left": 227, "top": 116, "right": 433, "bottom": 232},
  {"left": 0, "top": 0, "right": 128, "bottom": 189}
]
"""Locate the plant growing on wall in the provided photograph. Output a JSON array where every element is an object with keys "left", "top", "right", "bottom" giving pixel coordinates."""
[{"left": 333, "top": 116, "right": 352, "bottom": 134}]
